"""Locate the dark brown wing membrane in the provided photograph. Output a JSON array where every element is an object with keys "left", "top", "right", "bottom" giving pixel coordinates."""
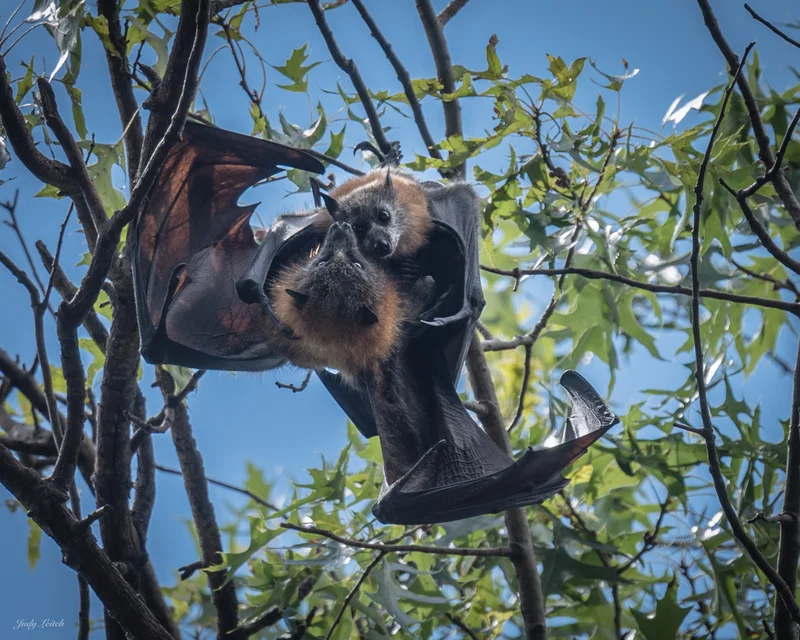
[{"left": 131, "top": 120, "right": 324, "bottom": 370}]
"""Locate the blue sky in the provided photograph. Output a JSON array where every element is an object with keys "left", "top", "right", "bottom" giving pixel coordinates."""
[{"left": 0, "top": 0, "right": 798, "bottom": 636}]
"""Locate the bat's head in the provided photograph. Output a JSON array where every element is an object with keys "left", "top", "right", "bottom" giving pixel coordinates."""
[
  {"left": 287, "top": 221, "right": 385, "bottom": 326},
  {"left": 323, "top": 168, "right": 409, "bottom": 260}
]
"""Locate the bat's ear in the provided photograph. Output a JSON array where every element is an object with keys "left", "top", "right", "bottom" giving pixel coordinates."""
[
  {"left": 310, "top": 177, "right": 323, "bottom": 208},
  {"left": 286, "top": 289, "right": 309, "bottom": 309},
  {"left": 361, "top": 306, "right": 379, "bottom": 325},
  {"left": 321, "top": 193, "right": 340, "bottom": 219},
  {"left": 384, "top": 166, "right": 393, "bottom": 192}
]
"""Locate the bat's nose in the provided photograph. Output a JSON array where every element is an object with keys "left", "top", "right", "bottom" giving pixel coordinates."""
[{"left": 373, "top": 239, "right": 391, "bottom": 257}]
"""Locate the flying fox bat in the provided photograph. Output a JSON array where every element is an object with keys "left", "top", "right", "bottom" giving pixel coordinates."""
[
  {"left": 313, "top": 183, "right": 618, "bottom": 524},
  {"left": 131, "top": 119, "right": 327, "bottom": 370}
]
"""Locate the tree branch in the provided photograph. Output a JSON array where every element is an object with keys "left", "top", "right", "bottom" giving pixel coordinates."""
[
  {"left": 96, "top": 0, "right": 144, "bottom": 182},
  {"left": 465, "top": 333, "right": 546, "bottom": 639},
  {"left": 161, "top": 369, "right": 243, "bottom": 639},
  {"left": 689, "top": 41, "right": 800, "bottom": 626},
  {"left": 155, "top": 464, "right": 278, "bottom": 510},
  {"left": 744, "top": 3, "right": 800, "bottom": 50},
  {"left": 281, "top": 522, "right": 514, "bottom": 557},
  {"left": 37, "top": 79, "right": 106, "bottom": 235},
  {"left": 0, "top": 444, "right": 174, "bottom": 640},
  {"left": 0, "top": 349, "right": 95, "bottom": 490},
  {"left": 349, "top": 0, "right": 442, "bottom": 161},
  {"left": 0, "top": 55, "right": 75, "bottom": 192},
  {"left": 775, "top": 340, "right": 800, "bottom": 637},
  {"left": 718, "top": 179, "right": 800, "bottom": 276},
  {"left": 696, "top": 0, "right": 800, "bottom": 229},
  {"left": 479, "top": 266, "right": 800, "bottom": 325},
  {"left": 415, "top": 0, "right": 464, "bottom": 178},
  {"left": 36, "top": 241, "right": 109, "bottom": 351},
  {"left": 325, "top": 552, "right": 385, "bottom": 640},
  {"left": 306, "top": 0, "right": 391, "bottom": 155},
  {"left": 438, "top": 0, "right": 471, "bottom": 26}
]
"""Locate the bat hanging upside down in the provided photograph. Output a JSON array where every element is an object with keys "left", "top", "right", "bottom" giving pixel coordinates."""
[{"left": 131, "top": 119, "right": 619, "bottom": 525}]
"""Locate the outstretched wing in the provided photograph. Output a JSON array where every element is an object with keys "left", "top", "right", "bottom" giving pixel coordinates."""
[{"left": 131, "top": 120, "right": 325, "bottom": 370}]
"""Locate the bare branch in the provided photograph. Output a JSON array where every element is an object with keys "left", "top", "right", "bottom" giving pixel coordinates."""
[
  {"left": 744, "top": 3, "right": 800, "bottom": 50},
  {"left": 306, "top": 0, "right": 391, "bottom": 155},
  {"left": 0, "top": 250, "right": 63, "bottom": 455},
  {"left": 161, "top": 368, "right": 243, "bottom": 639},
  {"left": 689, "top": 41, "right": 800, "bottom": 626},
  {"left": 718, "top": 179, "right": 800, "bottom": 276},
  {"left": 0, "top": 444, "right": 174, "bottom": 639},
  {"left": 349, "top": 0, "right": 442, "bottom": 161},
  {"left": 465, "top": 333, "right": 546, "bottom": 638},
  {"left": 774, "top": 340, "right": 800, "bottom": 636},
  {"left": 96, "top": 0, "right": 144, "bottom": 182},
  {"left": 2, "top": 191, "right": 47, "bottom": 295},
  {"left": 445, "top": 613, "right": 480, "bottom": 640},
  {"left": 748, "top": 511, "right": 793, "bottom": 525},
  {"left": 0, "top": 54, "right": 75, "bottom": 192},
  {"left": 507, "top": 343, "right": 531, "bottom": 432},
  {"left": 480, "top": 265, "right": 800, "bottom": 323},
  {"left": 415, "top": 0, "right": 464, "bottom": 178},
  {"left": 35, "top": 240, "right": 109, "bottom": 351},
  {"left": 281, "top": 522, "right": 514, "bottom": 557},
  {"left": 156, "top": 464, "right": 278, "bottom": 510},
  {"left": 438, "top": 0, "right": 471, "bottom": 26},
  {"left": 37, "top": 79, "right": 106, "bottom": 241},
  {"left": 275, "top": 369, "right": 312, "bottom": 393},
  {"left": 325, "top": 552, "right": 385, "bottom": 640}
]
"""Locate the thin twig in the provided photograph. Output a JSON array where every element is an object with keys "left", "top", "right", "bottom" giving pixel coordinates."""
[
  {"left": 275, "top": 369, "right": 312, "bottom": 392},
  {"left": 281, "top": 522, "right": 514, "bottom": 557},
  {"left": 480, "top": 265, "right": 800, "bottom": 321},
  {"left": 445, "top": 613, "right": 481, "bottom": 640},
  {"left": 748, "top": 511, "right": 792, "bottom": 525},
  {"left": 508, "top": 343, "right": 531, "bottom": 432},
  {"left": 156, "top": 464, "right": 278, "bottom": 510},
  {"left": 744, "top": 4, "right": 800, "bottom": 50},
  {"left": 718, "top": 179, "right": 800, "bottom": 276},
  {"left": 41, "top": 204, "right": 74, "bottom": 312},
  {"left": 325, "top": 552, "right": 385, "bottom": 640},
  {"left": 730, "top": 258, "right": 799, "bottom": 297},
  {"left": 1, "top": 191, "right": 47, "bottom": 295}
]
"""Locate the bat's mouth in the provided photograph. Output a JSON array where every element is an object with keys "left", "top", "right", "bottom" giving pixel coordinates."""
[{"left": 313, "top": 222, "right": 369, "bottom": 272}]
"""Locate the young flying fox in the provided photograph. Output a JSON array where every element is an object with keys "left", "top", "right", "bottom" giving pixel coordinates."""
[
  {"left": 268, "top": 221, "right": 433, "bottom": 380},
  {"left": 316, "top": 167, "right": 433, "bottom": 261}
]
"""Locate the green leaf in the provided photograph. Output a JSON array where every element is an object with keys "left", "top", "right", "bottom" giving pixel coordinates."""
[
  {"left": 27, "top": 520, "right": 42, "bottom": 571},
  {"left": 79, "top": 338, "right": 106, "bottom": 387},
  {"left": 272, "top": 44, "right": 321, "bottom": 93},
  {"left": 632, "top": 578, "right": 692, "bottom": 640}
]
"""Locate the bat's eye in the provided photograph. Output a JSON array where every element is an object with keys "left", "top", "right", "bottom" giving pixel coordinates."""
[
  {"left": 378, "top": 209, "right": 391, "bottom": 222},
  {"left": 353, "top": 261, "right": 363, "bottom": 269}
]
